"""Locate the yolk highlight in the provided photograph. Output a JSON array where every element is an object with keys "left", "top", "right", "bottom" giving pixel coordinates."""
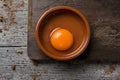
[{"left": 50, "top": 28, "right": 73, "bottom": 51}]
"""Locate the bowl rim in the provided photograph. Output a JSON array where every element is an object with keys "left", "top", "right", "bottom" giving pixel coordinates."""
[{"left": 35, "top": 6, "right": 90, "bottom": 61}]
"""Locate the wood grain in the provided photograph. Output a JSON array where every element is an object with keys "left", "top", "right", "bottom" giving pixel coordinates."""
[
  {"left": 28, "top": 0, "right": 120, "bottom": 61},
  {"left": 0, "top": 0, "right": 28, "bottom": 47},
  {"left": 1, "top": 0, "right": 120, "bottom": 80}
]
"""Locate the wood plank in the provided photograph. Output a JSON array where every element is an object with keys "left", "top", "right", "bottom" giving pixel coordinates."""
[
  {"left": 28, "top": 0, "right": 120, "bottom": 61},
  {"left": 0, "top": 47, "right": 29, "bottom": 65},
  {"left": 0, "top": 46, "right": 119, "bottom": 80},
  {"left": 0, "top": 47, "right": 120, "bottom": 80},
  {"left": 0, "top": 0, "right": 28, "bottom": 46}
]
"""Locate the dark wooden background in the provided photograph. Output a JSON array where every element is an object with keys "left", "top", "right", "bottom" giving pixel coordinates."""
[{"left": 28, "top": 0, "right": 120, "bottom": 62}]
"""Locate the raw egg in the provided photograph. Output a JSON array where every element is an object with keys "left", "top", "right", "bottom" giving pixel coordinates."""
[{"left": 50, "top": 28, "right": 73, "bottom": 51}]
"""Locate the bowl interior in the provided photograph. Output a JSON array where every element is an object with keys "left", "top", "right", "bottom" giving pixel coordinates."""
[{"left": 36, "top": 7, "right": 90, "bottom": 60}]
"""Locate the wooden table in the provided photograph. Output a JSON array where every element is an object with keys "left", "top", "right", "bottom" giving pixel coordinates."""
[{"left": 0, "top": 0, "right": 120, "bottom": 80}]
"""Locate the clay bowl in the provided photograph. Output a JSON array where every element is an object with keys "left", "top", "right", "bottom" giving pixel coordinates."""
[{"left": 36, "top": 6, "right": 90, "bottom": 61}]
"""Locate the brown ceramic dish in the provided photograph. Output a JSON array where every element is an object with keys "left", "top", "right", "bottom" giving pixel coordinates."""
[{"left": 35, "top": 6, "right": 90, "bottom": 60}]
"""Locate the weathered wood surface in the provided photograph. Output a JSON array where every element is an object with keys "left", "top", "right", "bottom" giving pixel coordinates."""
[
  {"left": 0, "top": 0, "right": 120, "bottom": 80},
  {"left": 0, "top": 47, "right": 120, "bottom": 80},
  {"left": 0, "top": 0, "right": 28, "bottom": 47},
  {"left": 28, "top": 0, "right": 120, "bottom": 61}
]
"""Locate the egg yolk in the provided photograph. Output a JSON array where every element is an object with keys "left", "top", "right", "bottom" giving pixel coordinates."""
[{"left": 50, "top": 28, "right": 73, "bottom": 51}]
